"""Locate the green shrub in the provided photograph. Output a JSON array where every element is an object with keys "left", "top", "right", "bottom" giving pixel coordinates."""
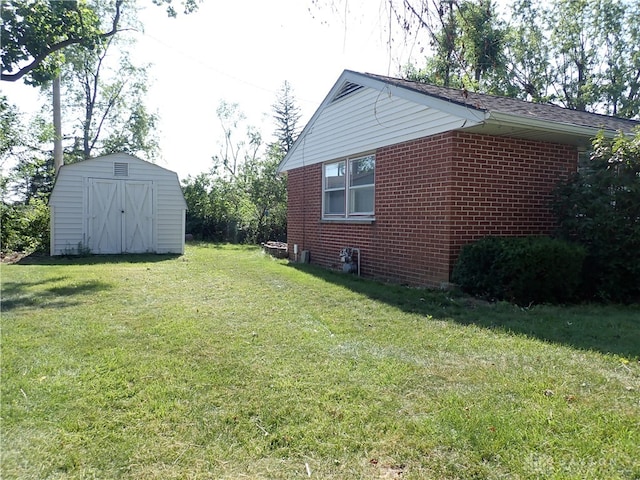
[
  {"left": 452, "top": 236, "right": 586, "bottom": 305},
  {"left": 553, "top": 130, "right": 640, "bottom": 303},
  {"left": 0, "top": 198, "right": 50, "bottom": 254},
  {"left": 450, "top": 236, "right": 508, "bottom": 300}
]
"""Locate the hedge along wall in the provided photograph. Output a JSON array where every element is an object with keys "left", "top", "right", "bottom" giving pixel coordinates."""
[
  {"left": 285, "top": 131, "right": 578, "bottom": 287},
  {"left": 446, "top": 132, "right": 578, "bottom": 272}
]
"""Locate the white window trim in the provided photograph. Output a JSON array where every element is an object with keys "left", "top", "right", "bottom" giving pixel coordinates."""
[{"left": 322, "top": 153, "right": 375, "bottom": 220}]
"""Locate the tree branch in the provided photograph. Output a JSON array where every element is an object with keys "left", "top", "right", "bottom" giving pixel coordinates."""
[{"left": 1, "top": 0, "right": 124, "bottom": 82}]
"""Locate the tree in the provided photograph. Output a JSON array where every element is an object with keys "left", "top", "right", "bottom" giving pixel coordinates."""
[
  {"left": 394, "top": 1, "right": 510, "bottom": 92},
  {"left": 190, "top": 101, "right": 263, "bottom": 242},
  {"left": 0, "top": 96, "right": 22, "bottom": 162},
  {"left": 457, "top": 1, "right": 507, "bottom": 88},
  {"left": 317, "top": 0, "right": 640, "bottom": 118},
  {"left": 534, "top": 0, "right": 640, "bottom": 116},
  {"left": 418, "top": 0, "right": 458, "bottom": 88},
  {"left": 61, "top": 33, "right": 159, "bottom": 162},
  {"left": 553, "top": 129, "right": 640, "bottom": 302},
  {"left": 1, "top": 0, "right": 200, "bottom": 84},
  {"left": 152, "top": 0, "right": 201, "bottom": 17},
  {"left": 212, "top": 101, "right": 261, "bottom": 179},
  {"left": 0, "top": 98, "right": 54, "bottom": 253},
  {"left": 592, "top": 0, "right": 640, "bottom": 117},
  {"left": 504, "top": 0, "right": 554, "bottom": 102},
  {"left": 241, "top": 143, "right": 287, "bottom": 243},
  {"left": 1, "top": 98, "right": 55, "bottom": 201},
  {"left": 183, "top": 87, "right": 293, "bottom": 244},
  {"left": 181, "top": 172, "right": 246, "bottom": 241},
  {"left": 1, "top": 0, "right": 123, "bottom": 84},
  {"left": 547, "top": 0, "right": 599, "bottom": 111},
  {"left": 272, "top": 81, "right": 301, "bottom": 153}
]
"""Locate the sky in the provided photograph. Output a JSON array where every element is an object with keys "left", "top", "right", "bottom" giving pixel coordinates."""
[{"left": 2, "top": 0, "right": 420, "bottom": 181}]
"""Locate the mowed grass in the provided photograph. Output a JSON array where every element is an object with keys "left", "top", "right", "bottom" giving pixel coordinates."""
[{"left": 1, "top": 243, "right": 639, "bottom": 479}]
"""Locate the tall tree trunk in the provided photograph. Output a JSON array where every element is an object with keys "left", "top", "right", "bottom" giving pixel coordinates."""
[{"left": 53, "top": 75, "right": 63, "bottom": 172}]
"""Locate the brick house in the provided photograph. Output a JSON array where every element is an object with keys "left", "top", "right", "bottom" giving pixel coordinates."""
[{"left": 277, "top": 70, "right": 639, "bottom": 287}]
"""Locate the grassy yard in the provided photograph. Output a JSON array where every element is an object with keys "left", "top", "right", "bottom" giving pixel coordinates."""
[{"left": 1, "top": 243, "right": 638, "bottom": 479}]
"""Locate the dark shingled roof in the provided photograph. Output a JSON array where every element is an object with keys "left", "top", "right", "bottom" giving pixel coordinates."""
[{"left": 362, "top": 72, "right": 640, "bottom": 134}]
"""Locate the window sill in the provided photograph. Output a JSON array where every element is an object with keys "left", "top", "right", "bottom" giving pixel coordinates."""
[{"left": 320, "top": 217, "right": 376, "bottom": 225}]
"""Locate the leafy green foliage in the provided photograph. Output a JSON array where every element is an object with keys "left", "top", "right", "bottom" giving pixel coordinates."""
[
  {"left": 0, "top": 96, "right": 22, "bottom": 158},
  {"left": 1, "top": 96, "right": 54, "bottom": 254},
  {"left": 182, "top": 92, "right": 293, "bottom": 245},
  {"left": 397, "top": 0, "right": 640, "bottom": 117},
  {"left": 457, "top": 1, "right": 507, "bottom": 86},
  {"left": 505, "top": 0, "right": 553, "bottom": 103},
  {"left": 554, "top": 130, "right": 640, "bottom": 302},
  {"left": 0, "top": 197, "right": 50, "bottom": 254},
  {"left": 182, "top": 173, "right": 250, "bottom": 242},
  {"left": 1, "top": 0, "right": 198, "bottom": 84},
  {"left": 182, "top": 147, "right": 287, "bottom": 244},
  {"left": 1, "top": 0, "right": 117, "bottom": 84},
  {"left": 241, "top": 144, "right": 287, "bottom": 243},
  {"left": 7, "top": 154, "right": 54, "bottom": 202},
  {"left": 452, "top": 236, "right": 586, "bottom": 305},
  {"left": 62, "top": 35, "right": 159, "bottom": 162},
  {"left": 151, "top": 0, "right": 200, "bottom": 17},
  {"left": 403, "top": 0, "right": 509, "bottom": 93}
]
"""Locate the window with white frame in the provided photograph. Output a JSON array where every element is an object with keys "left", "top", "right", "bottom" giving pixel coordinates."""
[{"left": 323, "top": 154, "right": 375, "bottom": 219}]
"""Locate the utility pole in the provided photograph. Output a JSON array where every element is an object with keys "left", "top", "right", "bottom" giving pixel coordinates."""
[{"left": 53, "top": 75, "right": 63, "bottom": 173}]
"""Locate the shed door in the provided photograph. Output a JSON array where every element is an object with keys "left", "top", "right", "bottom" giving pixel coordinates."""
[
  {"left": 88, "top": 179, "right": 153, "bottom": 254},
  {"left": 123, "top": 181, "right": 153, "bottom": 253}
]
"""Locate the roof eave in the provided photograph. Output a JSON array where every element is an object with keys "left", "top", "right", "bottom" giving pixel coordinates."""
[
  {"left": 487, "top": 111, "right": 628, "bottom": 137},
  {"left": 471, "top": 111, "right": 629, "bottom": 150}
]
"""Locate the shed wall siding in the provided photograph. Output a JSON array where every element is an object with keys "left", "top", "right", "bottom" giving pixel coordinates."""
[
  {"left": 285, "top": 132, "right": 578, "bottom": 287},
  {"left": 50, "top": 154, "right": 185, "bottom": 255},
  {"left": 49, "top": 168, "right": 87, "bottom": 254}
]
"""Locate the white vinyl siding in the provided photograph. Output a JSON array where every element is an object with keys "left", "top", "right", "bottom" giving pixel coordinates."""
[
  {"left": 49, "top": 153, "right": 186, "bottom": 255},
  {"left": 279, "top": 71, "right": 484, "bottom": 173}
]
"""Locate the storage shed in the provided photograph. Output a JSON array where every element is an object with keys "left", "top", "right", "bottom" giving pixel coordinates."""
[{"left": 49, "top": 153, "right": 187, "bottom": 255}]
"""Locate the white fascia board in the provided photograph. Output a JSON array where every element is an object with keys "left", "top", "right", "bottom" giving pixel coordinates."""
[{"left": 486, "top": 111, "right": 619, "bottom": 139}]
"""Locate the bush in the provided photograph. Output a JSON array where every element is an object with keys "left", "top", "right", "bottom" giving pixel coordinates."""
[
  {"left": 452, "top": 236, "right": 586, "bottom": 305},
  {"left": 0, "top": 198, "right": 50, "bottom": 254},
  {"left": 553, "top": 130, "right": 640, "bottom": 303}
]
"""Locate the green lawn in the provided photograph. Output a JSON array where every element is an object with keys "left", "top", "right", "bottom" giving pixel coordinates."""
[{"left": 1, "top": 244, "right": 639, "bottom": 479}]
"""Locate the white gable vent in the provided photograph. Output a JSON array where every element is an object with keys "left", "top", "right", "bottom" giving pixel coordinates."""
[
  {"left": 114, "top": 162, "right": 129, "bottom": 176},
  {"left": 331, "top": 81, "right": 364, "bottom": 103}
]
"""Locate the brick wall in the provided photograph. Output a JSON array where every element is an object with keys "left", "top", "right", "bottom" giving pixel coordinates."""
[
  {"left": 286, "top": 131, "right": 578, "bottom": 287},
  {"left": 447, "top": 132, "right": 577, "bottom": 269}
]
